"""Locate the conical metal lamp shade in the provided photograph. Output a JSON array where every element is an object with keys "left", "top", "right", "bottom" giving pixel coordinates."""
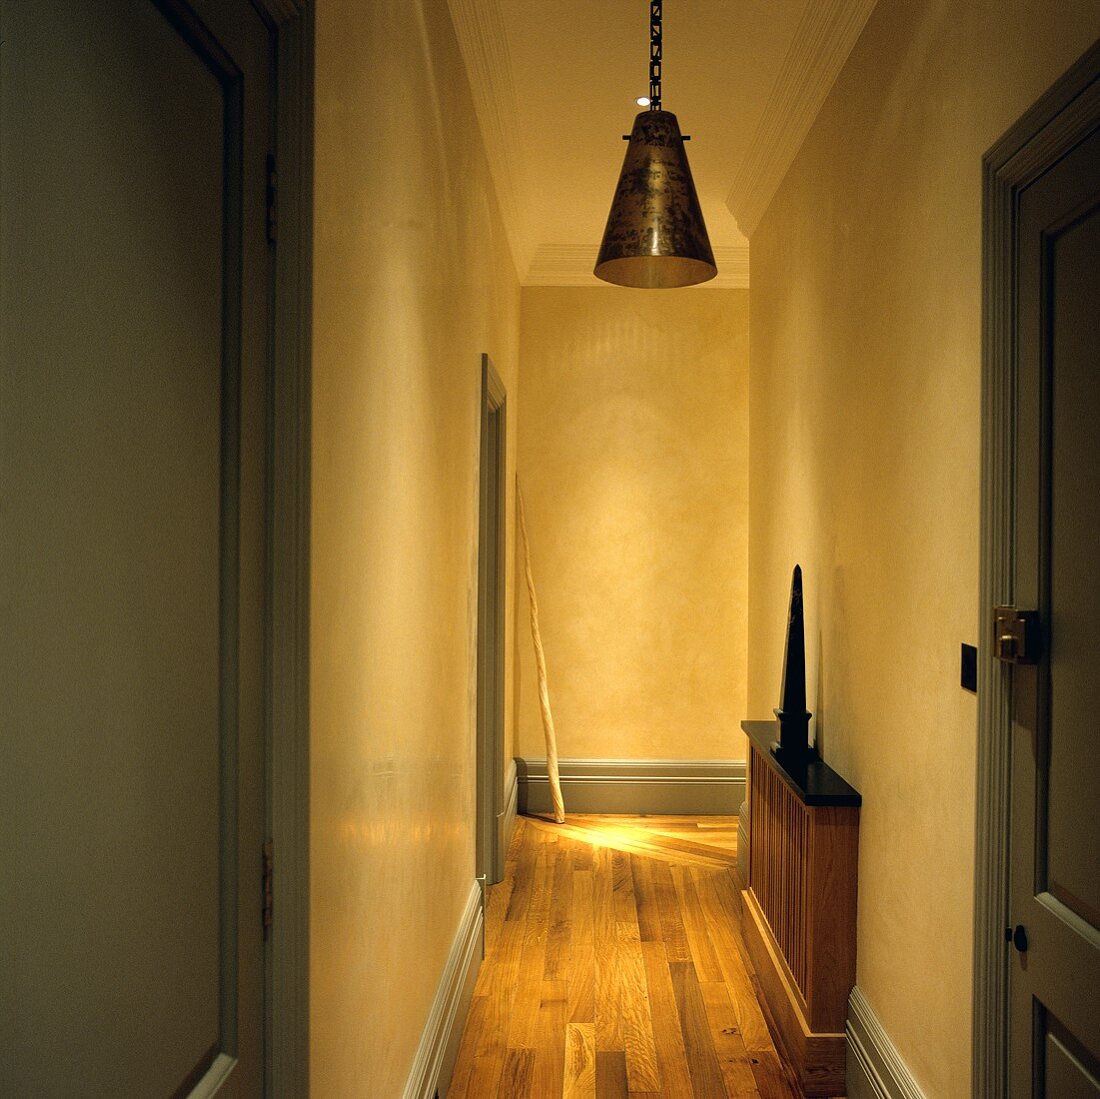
[{"left": 594, "top": 110, "right": 717, "bottom": 289}]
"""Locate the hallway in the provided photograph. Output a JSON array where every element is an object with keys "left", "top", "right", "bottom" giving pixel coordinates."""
[{"left": 449, "top": 815, "right": 813, "bottom": 1099}]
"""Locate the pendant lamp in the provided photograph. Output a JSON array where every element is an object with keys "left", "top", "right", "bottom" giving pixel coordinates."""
[{"left": 594, "top": 0, "right": 716, "bottom": 289}]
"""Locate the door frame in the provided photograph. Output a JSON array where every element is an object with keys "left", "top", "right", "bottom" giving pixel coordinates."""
[
  {"left": 973, "top": 38, "right": 1100, "bottom": 1096},
  {"left": 477, "top": 354, "right": 507, "bottom": 888},
  {"left": 252, "top": 2, "right": 313, "bottom": 1096}
]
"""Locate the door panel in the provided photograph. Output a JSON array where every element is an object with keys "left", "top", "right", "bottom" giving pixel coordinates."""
[
  {"left": 1010, "top": 122, "right": 1100, "bottom": 1097},
  {"left": 0, "top": 1, "right": 271, "bottom": 1094},
  {"left": 1042, "top": 1011, "right": 1100, "bottom": 1097},
  {"left": 1047, "top": 199, "right": 1100, "bottom": 931}
]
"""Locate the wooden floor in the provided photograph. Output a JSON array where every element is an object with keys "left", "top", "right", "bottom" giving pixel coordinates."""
[{"left": 448, "top": 814, "right": 807, "bottom": 1099}]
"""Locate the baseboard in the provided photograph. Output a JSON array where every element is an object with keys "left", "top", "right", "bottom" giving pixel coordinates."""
[
  {"left": 741, "top": 888, "right": 846, "bottom": 1097},
  {"left": 497, "top": 758, "right": 518, "bottom": 860},
  {"left": 516, "top": 757, "right": 746, "bottom": 815},
  {"left": 402, "top": 882, "right": 484, "bottom": 1099},
  {"left": 846, "top": 986, "right": 926, "bottom": 1099}
]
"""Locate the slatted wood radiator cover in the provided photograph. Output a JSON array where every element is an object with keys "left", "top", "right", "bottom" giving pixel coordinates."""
[{"left": 740, "top": 721, "right": 861, "bottom": 1097}]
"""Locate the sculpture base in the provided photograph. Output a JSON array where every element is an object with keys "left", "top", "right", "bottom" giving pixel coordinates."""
[
  {"left": 773, "top": 707, "right": 813, "bottom": 759},
  {"left": 770, "top": 742, "right": 819, "bottom": 767}
]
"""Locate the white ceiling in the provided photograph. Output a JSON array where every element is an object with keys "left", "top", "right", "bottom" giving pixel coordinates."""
[{"left": 447, "top": 0, "right": 878, "bottom": 287}]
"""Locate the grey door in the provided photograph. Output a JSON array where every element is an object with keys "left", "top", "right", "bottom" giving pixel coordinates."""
[
  {"left": 476, "top": 355, "right": 506, "bottom": 887},
  {"left": 1009, "top": 119, "right": 1100, "bottom": 1095},
  {"left": 0, "top": 0, "right": 272, "bottom": 1094}
]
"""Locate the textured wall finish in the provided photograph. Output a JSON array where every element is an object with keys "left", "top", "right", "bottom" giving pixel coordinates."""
[
  {"left": 746, "top": 2, "right": 1100, "bottom": 1094},
  {"left": 311, "top": 2, "right": 520, "bottom": 1094},
  {"left": 517, "top": 287, "right": 749, "bottom": 767}
]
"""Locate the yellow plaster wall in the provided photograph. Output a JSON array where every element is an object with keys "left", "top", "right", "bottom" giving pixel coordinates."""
[
  {"left": 311, "top": 2, "right": 520, "bottom": 1094},
  {"left": 747, "top": 3, "right": 1100, "bottom": 1093},
  {"left": 517, "top": 287, "right": 749, "bottom": 764}
]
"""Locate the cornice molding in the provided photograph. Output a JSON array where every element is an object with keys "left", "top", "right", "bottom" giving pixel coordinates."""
[
  {"left": 446, "top": 0, "right": 534, "bottom": 277},
  {"left": 725, "top": 0, "right": 878, "bottom": 238},
  {"left": 525, "top": 244, "right": 749, "bottom": 289}
]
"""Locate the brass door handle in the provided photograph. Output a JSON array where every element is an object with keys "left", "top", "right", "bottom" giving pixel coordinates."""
[{"left": 993, "top": 607, "right": 1040, "bottom": 664}]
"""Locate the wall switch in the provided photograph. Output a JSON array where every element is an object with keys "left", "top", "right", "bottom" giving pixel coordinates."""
[{"left": 961, "top": 643, "right": 978, "bottom": 692}]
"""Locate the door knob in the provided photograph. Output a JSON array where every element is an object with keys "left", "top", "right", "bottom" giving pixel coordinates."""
[{"left": 1007, "top": 924, "right": 1028, "bottom": 953}]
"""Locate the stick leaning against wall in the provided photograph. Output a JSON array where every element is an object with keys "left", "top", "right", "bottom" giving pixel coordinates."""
[{"left": 517, "top": 480, "right": 566, "bottom": 823}]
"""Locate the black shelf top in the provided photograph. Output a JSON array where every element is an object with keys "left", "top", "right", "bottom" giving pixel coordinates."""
[{"left": 741, "top": 720, "right": 862, "bottom": 807}]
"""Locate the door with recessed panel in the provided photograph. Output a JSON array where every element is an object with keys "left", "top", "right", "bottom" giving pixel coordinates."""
[
  {"left": 1006, "top": 101, "right": 1100, "bottom": 1096},
  {"left": 0, "top": 0, "right": 272, "bottom": 1093}
]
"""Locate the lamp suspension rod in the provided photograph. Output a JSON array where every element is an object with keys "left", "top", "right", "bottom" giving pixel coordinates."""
[{"left": 649, "top": 0, "right": 662, "bottom": 110}]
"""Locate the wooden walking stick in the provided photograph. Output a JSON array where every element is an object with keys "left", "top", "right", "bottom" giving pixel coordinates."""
[{"left": 517, "top": 480, "right": 566, "bottom": 823}]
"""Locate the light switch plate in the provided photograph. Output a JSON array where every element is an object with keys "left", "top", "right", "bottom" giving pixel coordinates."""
[{"left": 961, "top": 643, "right": 978, "bottom": 693}]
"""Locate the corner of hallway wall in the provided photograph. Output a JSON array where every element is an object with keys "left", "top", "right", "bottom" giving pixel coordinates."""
[
  {"left": 310, "top": 2, "right": 520, "bottom": 1095},
  {"left": 515, "top": 286, "right": 750, "bottom": 773},
  {"left": 745, "top": 1, "right": 1100, "bottom": 1095}
]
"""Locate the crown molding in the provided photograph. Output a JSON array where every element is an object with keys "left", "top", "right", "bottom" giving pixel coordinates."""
[
  {"left": 446, "top": 0, "right": 534, "bottom": 277},
  {"left": 725, "top": 0, "right": 878, "bottom": 238},
  {"left": 524, "top": 244, "right": 749, "bottom": 289}
]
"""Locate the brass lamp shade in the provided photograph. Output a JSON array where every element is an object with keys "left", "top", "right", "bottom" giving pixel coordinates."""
[{"left": 594, "top": 110, "right": 717, "bottom": 289}]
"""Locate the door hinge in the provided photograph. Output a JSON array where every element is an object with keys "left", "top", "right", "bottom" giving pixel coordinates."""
[
  {"left": 265, "top": 153, "right": 277, "bottom": 244},
  {"left": 262, "top": 839, "right": 274, "bottom": 937}
]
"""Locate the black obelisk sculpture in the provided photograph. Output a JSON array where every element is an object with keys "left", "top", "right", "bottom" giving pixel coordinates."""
[{"left": 773, "top": 564, "right": 814, "bottom": 760}]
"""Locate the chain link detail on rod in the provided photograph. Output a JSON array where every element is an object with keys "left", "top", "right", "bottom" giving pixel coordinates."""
[{"left": 649, "top": 0, "right": 662, "bottom": 109}]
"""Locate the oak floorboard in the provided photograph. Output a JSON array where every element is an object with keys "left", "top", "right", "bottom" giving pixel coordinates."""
[
  {"left": 510, "top": 888, "right": 551, "bottom": 1049},
  {"left": 640, "top": 941, "right": 696, "bottom": 1099},
  {"left": 546, "top": 844, "right": 575, "bottom": 981},
  {"left": 670, "top": 961, "right": 730, "bottom": 1099},
  {"left": 479, "top": 908, "right": 526, "bottom": 1002},
  {"left": 461, "top": 997, "right": 509, "bottom": 1099},
  {"left": 699, "top": 981, "right": 761, "bottom": 1098},
  {"left": 447, "top": 992, "right": 488, "bottom": 1099},
  {"left": 612, "top": 850, "right": 637, "bottom": 929},
  {"left": 619, "top": 939, "right": 661, "bottom": 1092},
  {"left": 671, "top": 866, "right": 724, "bottom": 984},
  {"left": 594, "top": 847, "right": 624, "bottom": 1051},
  {"left": 563, "top": 1022, "right": 597, "bottom": 1099},
  {"left": 651, "top": 860, "right": 692, "bottom": 965},
  {"left": 631, "top": 855, "right": 663, "bottom": 943},
  {"left": 692, "top": 871, "right": 774, "bottom": 1053},
  {"left": 594, "top": 1050, "right": 628, "bottom": 1099},
  {"left": 593, "top": 845, "right": 617, "bottom": 943},
  {"left": 595, "top": 937, "right": 625, "bottom": 1052},
  {"left": 505, "top": 820, "right": 540, "bottom": 923},
  {"left": 570, "top": 869, "right": 596, "bottom": 1024},
  {"left": 572, "top": 839, "right": 596, "bottom": 871},
  {"left": 747, "top": 1049, "right": 802, "bottom": 1099},
  {"left": 484, "top": 873, "right": 514, "bottom": 945},
  {"left": 525, "top": 846, "right": 554, "bottom": 946},
  {"left": 569, "top": 932, "right": 597, "bottom": 1026},
  {"left": 534, "top": 980, "right": 569, "bottom": 1098},
  {"left": 499, "top": 1047, "right": 536, "bottom": 1099}
]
